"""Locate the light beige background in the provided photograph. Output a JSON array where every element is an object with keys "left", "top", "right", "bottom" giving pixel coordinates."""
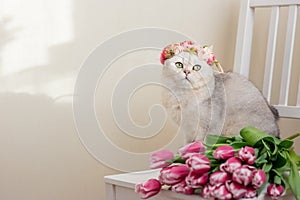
[{"left": 0, "top": 0, "right": 299, "bottom": 200}]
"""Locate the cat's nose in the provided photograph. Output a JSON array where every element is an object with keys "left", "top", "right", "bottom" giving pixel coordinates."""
[{"left": 183, "top": 69, "right": 190, "bottom": 75}]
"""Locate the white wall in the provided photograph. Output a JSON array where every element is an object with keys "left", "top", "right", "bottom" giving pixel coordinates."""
[{"left": 0, "top": 0, "right": 299, "bottom": 200}]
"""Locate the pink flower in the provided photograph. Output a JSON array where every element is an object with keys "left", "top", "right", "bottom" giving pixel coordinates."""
[
  {"left": 220, "top": 157, "right": 242, "bottom": 174},
  {"left": 209, "top": 171, "right": 231, "bottom": 186},
  {"left": 225, "top": 180, "right": 247, "bottom": 199},
  {"left": 238, "top": 146, "right": 256, "bottom": 165},
  {"left": 202, "top": 184, "right": 213, "bottom": 198},
  {"left": 213, "top": 145, "right": 235, "bottom": 160},
  {"left": 180, "top": 40, "right": 195, "bottom": 49},
  {"left": 186, "top": 154, "right": 210, "bottom": 174},
  {"left": 232, "top": 165, "right": 255, "bottom": 186},
  {"left": 185, "top": 171, "right": 209, "bottom": 188},
  {"left": 172, "top": 180, "right": 194, "bottom": 195},
  {"left": 210, "top": 184, "right": 232, "bottom": 200},
  {"left": 178, "top": 141, "right": 205, "bottom": 160},
  {"left": 135, "top": 179, "right": 161, "bottom": 199},
  {"left": 245, "top": 187, "right": 257, "bottom": 198},
  {"left": 200, "top": 46, "right": 216, "bottom": 65},
  {"left": 158, "top": 165, "right": 190, "bottom": 185},
  {"left": 206, "top": 53, "right": 216, "bottom": 65},
  {"left": 267, "top": 184, "right": 284, "bottom": 199},
  {"left": 150, "top": 150, "right": 174, "bottom": 169},
  {"left": 160, "top": 51, "right": 167, "bottom": 64},
  {"left": 252, "top": 169, "right": 267, "bottom": 188}
]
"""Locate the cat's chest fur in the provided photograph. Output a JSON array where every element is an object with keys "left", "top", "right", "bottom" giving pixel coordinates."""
[{"left": 163, "top": 72, "right": 279, "bottom": 143}]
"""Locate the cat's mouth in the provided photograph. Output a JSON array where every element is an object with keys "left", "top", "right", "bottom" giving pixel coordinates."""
[{"left": 183, "top": 76, "right": 195, "bottom": 87}]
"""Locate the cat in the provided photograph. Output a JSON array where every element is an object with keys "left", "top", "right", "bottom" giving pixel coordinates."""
[{"left": 161, "top": 41, "right": 279, "bottom": 143}]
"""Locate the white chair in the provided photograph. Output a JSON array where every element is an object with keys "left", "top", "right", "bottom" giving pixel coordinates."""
[
  {"left": 105, "top": 1, "right": 299, "bottom": 199},
  {"left": 233, "top": 0, "right": 300, "bottom": 118}
]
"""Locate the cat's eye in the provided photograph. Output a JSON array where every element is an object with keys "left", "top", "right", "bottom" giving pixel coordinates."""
[
  {"left": 175, "top": 62, "right": 183, "bottom": 68},
  {"left": 193, "top": 64, "right": 201, "bottom": 71}
]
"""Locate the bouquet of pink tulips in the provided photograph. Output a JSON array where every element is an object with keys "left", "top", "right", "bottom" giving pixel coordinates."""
[{"left": 135, "top": 126, "right": 300, "bottom": 200}]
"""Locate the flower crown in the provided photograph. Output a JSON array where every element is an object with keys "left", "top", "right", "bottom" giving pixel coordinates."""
[{"left": 160, "top": 40, "right": 223, "bottom": 73}]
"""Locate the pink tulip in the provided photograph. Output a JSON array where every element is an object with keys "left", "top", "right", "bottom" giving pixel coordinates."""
[
  {"left": 220, "top": 157, "right": 242, "bottom": 174},
  {"left": 186, "top": 154, "right": 210, "bottom": 174},
  {"left": 159, "top": 165, "right": 190, "bottom": 185},
  {"left": 213, "top": 145, "right": 235, "bottom": 160},
  {"left": 202, "top": 184, "right": 212, "bottom": 198},
  {"left": 209, "top": 171, "right": 231, "bottom": 186},
  {"left": 135, "top": 179, "right": 161, "bottom": 199},
  {"left": 225, "top": 180, "right": 247, "bottom": 199},
  {"left": 178, "top": 141, "right": 205, "bottom": 160},
  {"left": 267, "top": 184, "right": 284, "bottom": 199},
  {"left": 210, "top": 184, "right": 232, "bottom": 200},
  {"left": 252, "top": 169, "right": 267, "bottom": 188},
  {"left": 238, "top": 146, "right": 256, "bottom": 165},
  {"left": 232, "top": 165, "right": 256, "bottom": 186},
  {"left": 150, "top": 150, "right": 174, "bottom": 169},
  {"left": 245, "top": 187, "right": 257, "bottom": 198},
  {"left": 172, "top": 180, "right": 194, "bottom": 195},
  {"left": 185, "top": 171, "right": 209, "bottom": 188}
]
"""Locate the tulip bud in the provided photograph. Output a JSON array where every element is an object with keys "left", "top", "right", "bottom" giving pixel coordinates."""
[
  {"left": 135, "top": 179, "right": 161, "bottom": 199},
  {"left": 159, "top": 165, "right": 190, "bottom": 185},
  {"left": 150, "top": 150, "right": 174, "bottom": 169},
  {"left": 185, "top": 171, "right": 209, "bottom": 188},
  {"left": 210, "top": 184, "right": 232, "bottom": 200},
  {"left": 209, "top": 171, "right": 231, "bottom": 186},
  {"left": 178, "top": 141, "right": 205, "bottom": 160},
  {"left": 232, "top": 165, "right": 256, "bottom": 186},
  {"left": 186, "top": 154, "right": 210, "bottom": 174},
  {"left": 238, "top": 146, "right": 256, "bottom": 165},
  {"left": 220, "top": 157, "right": 242, "bottom": 174},
  {"left": 172, "top": 180, "right": 194, "bottom": 195},
  {"left": 213, "top": 145, "right": 235, "bottom": 160},
  {"left": 245, "top": 186, "right": 257, "bottom": 198},
  {"left": 252, "top": 169, "right": 267, "bottom": 188},
  {"left": 202, "top": 185, "right": 212, "bottom": 198},
  {"left": 225, "top": 180, "right": 247, "bottom": 199},
  {"left": 267, "top": 184, "right": 284, "bottom": 199}
]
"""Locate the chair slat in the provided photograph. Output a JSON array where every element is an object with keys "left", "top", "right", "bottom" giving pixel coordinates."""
[
  {"left": 279, "top": 5, "right": 297, "bottom": 106},
  {"left": 263, "top": 6, "right": 279, "bottom": 101},
  {"left": 233, "top": 0, "right": 254, "bottom": 78},
  {"left": 250, "top": 0, "right": 300, "bottom": 7},
  {"left": 297, "top": 79, "right": 300, "bottom": 106},
  {"left": 274, "top": 105, "right": 300, "bottom": 118}
]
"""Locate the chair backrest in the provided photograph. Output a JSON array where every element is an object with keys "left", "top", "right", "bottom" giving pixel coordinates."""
[{"left": 233, "top": 0, "right": 300, "bottom": 118}]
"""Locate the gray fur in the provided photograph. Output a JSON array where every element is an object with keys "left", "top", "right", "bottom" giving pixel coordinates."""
[{"left": 162, "top": 52, "right": 279, "bottom": 143}]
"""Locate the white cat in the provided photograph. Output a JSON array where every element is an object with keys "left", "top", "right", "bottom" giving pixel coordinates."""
[{"left": 161, "top": 41, "right": 279, "bottom": 143}]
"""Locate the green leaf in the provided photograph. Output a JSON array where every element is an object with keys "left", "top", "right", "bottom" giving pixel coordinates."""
[
  {"left": 262, "top": 162, "right": 272, "bottom": 173},
  {"left": 290, "top": 149, "right": 300, "bottom": 163},
  {"left": 273, "top": 151, "right": 287, "bottom": 168},
  {"left": 263, "top": 138, "right": 279, "bottom": 156},
  {"left": 257, "top": 182, "right": 268, "bottom": 196},
  {"left": 240, "top": 126, "right": 275, "bottom": 146},
  {"left": 279, "top": 140, "right": 294, "bottom": 149},
  {"left": 205, "top": 134, "right": 229, "bottom": 146},
  {"left": 274, "top": 175, "right": 282, "bottom": 185},
  {"left": 255, "top": 152, "right": 268, "bottom": 165},
  {"left": 194, "top": 188, "right": 202, "bottom": 194},
  {"left": 287, "top": 161, "right": 300, "bottom": 200},
  {"left": 170, "top": 154, "right": 185, "bottom": 164},
  {"left": 285, "top": 133, "right": 300, "bottom": 140},
  {"left": 230, "top": 142, "right": 247, "bottom": 149}
]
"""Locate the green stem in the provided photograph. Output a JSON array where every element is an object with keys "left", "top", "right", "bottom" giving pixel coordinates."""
[{"left": 285, "top": 133, "right": 300, "bottom": 140}]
